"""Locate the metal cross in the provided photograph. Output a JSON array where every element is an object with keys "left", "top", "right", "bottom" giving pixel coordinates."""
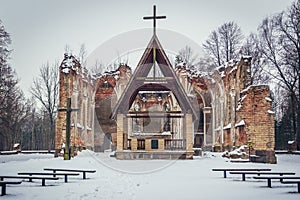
[{"left": 143, "top": 5, "right": 166, "bottom": 35}]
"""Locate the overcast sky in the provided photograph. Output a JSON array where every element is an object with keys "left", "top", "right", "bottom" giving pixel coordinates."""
[{"left": 0, "top": 0, "right": 294, "bottom": 96}]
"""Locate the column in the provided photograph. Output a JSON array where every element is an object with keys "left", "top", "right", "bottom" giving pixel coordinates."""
[
  {"left": 220, "top": 97, "right": 224, "bottom": 145},
  {"left": 185, "top": 114, "right": 193, "bottom": 151},
  {"left": 117, "top": 114, "right": 124, "bottom": 151}
]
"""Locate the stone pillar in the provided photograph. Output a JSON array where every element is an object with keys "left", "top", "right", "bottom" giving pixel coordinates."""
[
  {"left": 203, "top": 112, "right": 207, "bottom": 146},
  {"left": 90, "top": 102, "right": 95, "bottom": 149},
  {"left": 145, "top": 139, "right": 151, "bottom": 151},
  {"left": 203, "top": 107, "right": 212, "bottom": 146},
  {"left": 220, "top": 97, "right": 224, "bottom": 145},
  {"left": 158, "top": 139, "right": 164, "bottom": 150},
  {"left": 211, "top": 103, "right": 215, "bottom": 145},
  {"left": 116, "top": 114, "right": 124, "bottom": 151},
  {"left": 131, "top": 138, "right": 137, "bottom": 151},
  {"left": 185, "top": 114, "right": 193, "bottom": 151}
]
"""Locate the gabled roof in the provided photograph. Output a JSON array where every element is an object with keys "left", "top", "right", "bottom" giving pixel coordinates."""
[{"left": 112, "top": 34, "right": 197, "bottom": 119}]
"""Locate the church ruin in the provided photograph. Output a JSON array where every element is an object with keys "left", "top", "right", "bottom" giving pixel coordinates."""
[{"left": 55, "top": 6, "right": 277, "bottom": 163}]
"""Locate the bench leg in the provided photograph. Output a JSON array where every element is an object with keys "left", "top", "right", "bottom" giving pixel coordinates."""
[
  {"left": 42, "top": 179, "right": 45, "bottom": 186},
  {"left": 223, "top": 171, "right": 227, "bottom": 178},
  {"left": 1, "top": 184, "right": 6, "bottom": 196},
  {"left": 242, "top": 174, "right": 246, "bottom": 181},
  {"left": 267, "top": 179, "right": 272, "bottom": 188},
  {"left": 64, "top": 175, "right": 68, "bottom": 183},
  {"left": 297, "top": 183, "right": 300, "bottom": 193},
  {"left": 83, "top": 172, "right": 86, "bottom": 179}
]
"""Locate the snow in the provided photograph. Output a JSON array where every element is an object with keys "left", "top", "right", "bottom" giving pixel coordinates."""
[
  {"left": 13, "top": 143, "right": 20, "bottom": 148},
  {"left": 268, "top": 110, "right": 275, "bottom": 114},
  {"left": 235, "top": 120, "right": 245, "bottom": 127},
  {"left": 265, "top": 97, "right": 273, "bottom": 102},
  {"left": 1, "top": 151, "right": 300, "bottom": 200},
  {"left": 161, "top": 131, "right": 171, "bottom": 135},
  {"left": 77, "top": 123, "right": 84, "bottom": 129},
  {"left": 223, "top": 123, "right": 231, "bottom": 129},
  {"left": 242, "top": 55, "right": 252, "bottom": 59},
  {"left": 288, "top": 140, "right": 295, "bottom": 144},
  {"left": 236, "top": 104, "right": 242, "bottom": 111},
  {"left": 229, "top": 66, "right": 238, "bottom": 74},
  {"left": 62, "top": 68, "right": 70, "bottom": 74},
  {"left": 240, "top": 94, "right": 247, "bottom": 102},
  {"left": 241, "top": 85, "right": 252, "bottom": 94}
]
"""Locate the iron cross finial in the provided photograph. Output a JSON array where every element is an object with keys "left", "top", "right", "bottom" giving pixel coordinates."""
[{"left": 143, "top": 5, "right": 166, "bottom": 35}]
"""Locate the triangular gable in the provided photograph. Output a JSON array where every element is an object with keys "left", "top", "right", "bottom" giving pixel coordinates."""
[{"left": 112, "top": 35, "right": 197, "bottom": 119}]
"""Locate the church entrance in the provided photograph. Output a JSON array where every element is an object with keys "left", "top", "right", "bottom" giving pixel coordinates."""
[{"left": 194, "top": 134, "right": 204, "bottom": 148}]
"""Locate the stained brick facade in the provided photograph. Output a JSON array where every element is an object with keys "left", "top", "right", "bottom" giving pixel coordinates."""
[{"left": 55, "top": 52, "right": 276, "bottom": 163}]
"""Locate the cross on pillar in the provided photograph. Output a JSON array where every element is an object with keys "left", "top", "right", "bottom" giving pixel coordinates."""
[
  {"left": 143, "top": 5, "right": 166, "bottom": 35},
  {"left": 58, "top": 98, "right": 79, "bottom": 160}
]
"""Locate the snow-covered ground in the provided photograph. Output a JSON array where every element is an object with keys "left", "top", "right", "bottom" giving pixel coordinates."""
[{"left": 0, "top": 150, "right": 299, "bottom": 200}]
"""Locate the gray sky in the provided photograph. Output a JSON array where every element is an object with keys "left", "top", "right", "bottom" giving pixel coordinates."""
[{"left": 0, "top": 0, "right": 293, "bottom": 96}]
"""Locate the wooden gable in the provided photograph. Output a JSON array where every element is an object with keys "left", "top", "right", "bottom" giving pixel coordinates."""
[{"left": 112, "top": 35, "right": 197, "bottom": 119}]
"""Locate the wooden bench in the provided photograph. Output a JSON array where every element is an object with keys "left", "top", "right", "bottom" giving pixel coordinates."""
[
  {"left": 253, "top": 176, "right": 300, "bottom": 188},
  {"left": 0, "top": 181, "right": 22, "bottom": 196},
  {"left": 229, "top": 171, "right": 295, "bottom": 181},
  {"left": 212, "top": 168, "right": 271, "bottom": 178},
  {"left": 0, "top": 176, "right": 59, "bottom": 186},
  {"left": 44, "top": 168, "right": 96, "bottom": 179},
  {"left": 281, "top": 181, "right": 300, "bottom": 193},
  {"left": 18, "top": 172, "right": 80, "bottom": 183}
]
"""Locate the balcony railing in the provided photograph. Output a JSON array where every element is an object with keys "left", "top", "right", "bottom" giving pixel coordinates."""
[
  {"left": 164, "top": 139, "right": 186, "bottom": 150},
  {"left": 137, "top": 139, "right": 145, "bottom": 150}
]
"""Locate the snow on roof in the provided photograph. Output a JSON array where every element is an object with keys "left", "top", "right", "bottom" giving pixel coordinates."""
[
  {"left": 235, "top": 120, "right": 245, "bottom": 127},
  {"left": 223, "top": 123, "right": 231, "bottom": 130},
  {"left": 62, "top": 54, "right": 80, "bottom": 74}
]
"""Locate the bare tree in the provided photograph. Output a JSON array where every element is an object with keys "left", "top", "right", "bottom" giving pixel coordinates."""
[
  {"left": 240, "top": 33, "right": 270, "bottom": 85},
  {"left": 78, "top": 43, "right": 87, "bottom": 67},
  {"left": 203, "top": 21, "right": 244, "bottom": 66},
  {"left": 258, "top": 0, "right": 300, "bottom": 147},
  {"left": 31, "top": 62, "right": 59, "bottom": 150},
  {"left": 90, "top": 59, "right": 105, "bottom": 76},
  {"left": 0, "top": 20, "right": 28, "bottom": 150},
  {"left": 176, "top": 46, "right": 198, "bottom": 69},
  {"left": 203, "top": 30, "right": 221, "bottom": 66}
]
